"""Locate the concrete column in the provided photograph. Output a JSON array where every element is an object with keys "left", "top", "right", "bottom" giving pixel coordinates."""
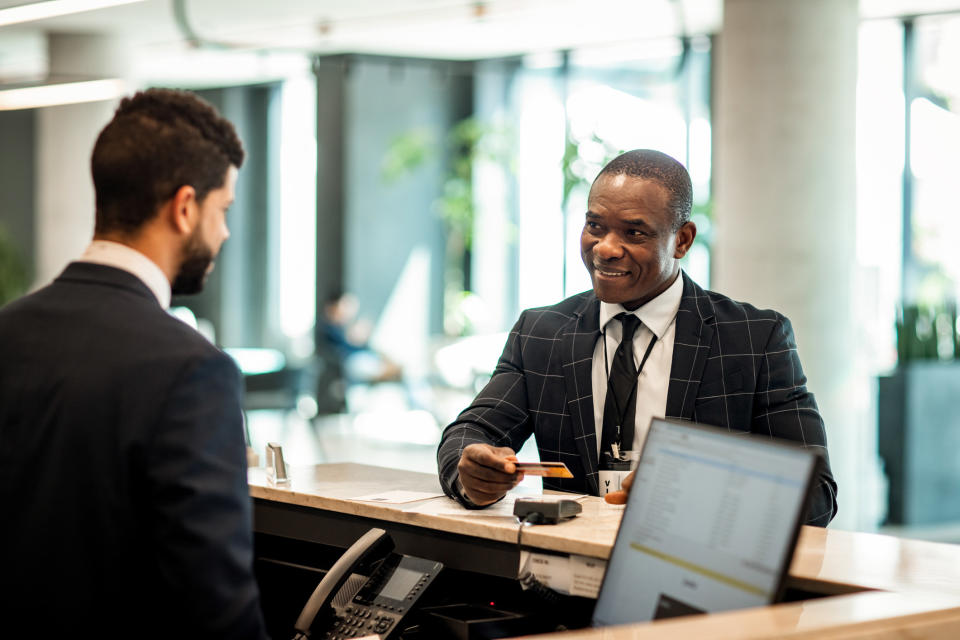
[
  {"left": 34, "top": 33, "right": 129, "bottom": 287},
  {"left": 714, "top": 0, "right": 868, "bottom": 529}
]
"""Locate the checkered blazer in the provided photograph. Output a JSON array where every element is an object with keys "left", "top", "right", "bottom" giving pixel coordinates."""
[{"left": 437, "top": 272, "right": 838, "bottom": 527}]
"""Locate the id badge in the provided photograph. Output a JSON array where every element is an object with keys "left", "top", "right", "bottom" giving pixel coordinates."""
[{"left": 598, "top": 469, "right": 631, "bottom": 496}]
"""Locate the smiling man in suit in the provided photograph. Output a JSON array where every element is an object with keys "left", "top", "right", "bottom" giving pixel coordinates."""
[
  {"left": 0, "top": 89, "right": 267, "bottom": 637},
  {"left": 437, "top": 149, "right": 837, "bottom": 527}
]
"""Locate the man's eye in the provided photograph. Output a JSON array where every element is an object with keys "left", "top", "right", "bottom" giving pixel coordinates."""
[{"left": 585, "top": 221, "right": 600, "bottom": 230}]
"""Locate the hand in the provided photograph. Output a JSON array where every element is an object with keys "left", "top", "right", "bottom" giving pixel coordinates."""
[
  {"left": 457, "top": 444, "right": 524, "bottom": 506},
  {"left": 603, "top": 470, "right": 636, "bottom": 505}
]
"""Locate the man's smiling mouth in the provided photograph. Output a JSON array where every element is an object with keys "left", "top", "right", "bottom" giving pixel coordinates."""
[{"left": 595, "top": 266, "right": 630, "bottom": 277}]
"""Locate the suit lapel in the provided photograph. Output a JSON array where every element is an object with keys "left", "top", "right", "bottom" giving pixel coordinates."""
[
  {"left": 666, "top": 273, "right": 715, "bottom": 420},
  {"left": 561, "top": 294, "right": 602, "bottom": 495}
]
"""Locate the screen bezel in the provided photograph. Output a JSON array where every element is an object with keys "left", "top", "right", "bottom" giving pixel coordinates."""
[{"left": 591, "top": 417, "right": 823, "bottom": 627}]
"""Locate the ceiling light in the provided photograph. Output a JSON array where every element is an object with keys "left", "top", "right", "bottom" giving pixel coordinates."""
[
  {"left": 0, "top": 0, "right": 145, "bottom": 28},
  {"left": 0, "top": 78, "right": 126, "bottom": 110}
]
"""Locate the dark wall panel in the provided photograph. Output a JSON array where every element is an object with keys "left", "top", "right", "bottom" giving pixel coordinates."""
[
  {"left": 342, "top": 56, "right": 469, "bottom": 335},
  {"left": 173, "top": 84, "right": 279, "bottom": 348}
]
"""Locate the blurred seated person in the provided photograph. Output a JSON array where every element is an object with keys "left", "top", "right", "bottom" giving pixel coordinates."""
[{"left": 322, "top": 291, "right": 402, "bottom": 384}]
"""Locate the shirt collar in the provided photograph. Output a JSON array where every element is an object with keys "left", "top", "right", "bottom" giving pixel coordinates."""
[
  {"left": 78, "top": 240, "right": 172, "bottom": 309},
  {"left": 598, "top": 271, "right": 684, "bottom": 339}
]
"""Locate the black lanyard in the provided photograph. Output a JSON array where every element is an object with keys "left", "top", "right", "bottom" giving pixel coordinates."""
[{"left": 602, "top": 323, "right": 658, "bottom": 453}]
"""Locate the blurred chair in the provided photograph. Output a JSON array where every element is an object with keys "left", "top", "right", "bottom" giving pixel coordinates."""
[
  {"left": 226, "top": 348, "right": 308, "bottom": 413},
  {"left": 312, "top": 339, "right": 348, "bottom": 415}
]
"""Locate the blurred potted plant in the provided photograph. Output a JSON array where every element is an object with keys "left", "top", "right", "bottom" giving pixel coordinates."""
[
  {"left": 0, "top": 224, "right": 28, "bottom": 307},
  {"left": 895, "top": 302, "right": 957, "bottom": 362}
]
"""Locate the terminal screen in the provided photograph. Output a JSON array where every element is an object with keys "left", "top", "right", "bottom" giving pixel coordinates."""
[{"left": 591, "top": 418, "right": 817, "bottom": 627}]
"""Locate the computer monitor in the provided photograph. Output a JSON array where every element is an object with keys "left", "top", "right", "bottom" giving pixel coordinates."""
[{"left": 591, "top": 417, "right": 822, "bottom": 627}]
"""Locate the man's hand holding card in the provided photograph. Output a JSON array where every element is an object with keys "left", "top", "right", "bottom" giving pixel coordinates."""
[
  {"left": 457, "top": 444, "right": 578, "bottom": 507},
  {"left": 512, "top": 461, "right": 574, "bottom": 478},
  {"left": 457, "top": 443, "right": 524, "bottom": 506}
]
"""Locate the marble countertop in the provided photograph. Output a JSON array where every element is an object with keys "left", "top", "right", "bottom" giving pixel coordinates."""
[{"left": 249, "top": 462, "right": 624, "bottom": 558}]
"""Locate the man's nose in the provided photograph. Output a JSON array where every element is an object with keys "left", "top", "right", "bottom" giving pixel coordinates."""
[{"left": 594, "top": 232, "right": 623, "bottom": 259}]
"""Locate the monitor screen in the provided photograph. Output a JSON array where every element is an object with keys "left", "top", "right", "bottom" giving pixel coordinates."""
[{"left": 591, "top": 418, "right": 818, "bottom": 627}]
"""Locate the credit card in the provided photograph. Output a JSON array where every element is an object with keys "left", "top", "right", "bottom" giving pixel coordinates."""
[{"left": 513, "top": 461, "right": 574, "bottom": 478}]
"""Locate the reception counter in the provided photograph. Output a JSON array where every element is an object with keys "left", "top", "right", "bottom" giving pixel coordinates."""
[{"left": 249, "top": 463, "right": 960, "bottom": 639}]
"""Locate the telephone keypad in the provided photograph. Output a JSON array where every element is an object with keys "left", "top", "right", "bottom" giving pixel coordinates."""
[
  {"left": 325, "top": 556, "right": 442, "bottom": 639},
  {"left": 322, "top": 608, "right": 401, "bottom": 639}
]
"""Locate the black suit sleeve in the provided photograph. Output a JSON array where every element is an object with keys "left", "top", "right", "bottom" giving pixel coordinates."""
[
  {"left": 437, "top": 313, "right": 534, "bottom": 506},
  {"left": 752, "top": 315, "right": 838, "bottom": 527},
  {"left": 144, "top": 350, "right": 267, "bottom": 639}
]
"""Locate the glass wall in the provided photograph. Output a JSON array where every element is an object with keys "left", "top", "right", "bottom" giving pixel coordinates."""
[
  {"left": 859, "top": 13, "right": 960, "bottom": 538},
  {"left": 510, "top": 38, "right": 712, "bottom": 314},
  {"left": 907, "top": 15, "right": 960, "bottom": 306}
]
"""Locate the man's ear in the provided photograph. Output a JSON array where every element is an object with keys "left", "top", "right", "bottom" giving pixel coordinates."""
[
  {"left": 673, "top": 221, "right": 697, "bottom": 259},
  {"left": 169, "top": 185, "right": 198, "bottom": 236}
]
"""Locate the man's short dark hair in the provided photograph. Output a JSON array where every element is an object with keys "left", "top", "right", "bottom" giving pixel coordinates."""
[
  {"left": 91, "top": 88, "right": 244, "bottom": 235},
  {"left": 595, "top": 149, "right": 693, "bottom": 230}
]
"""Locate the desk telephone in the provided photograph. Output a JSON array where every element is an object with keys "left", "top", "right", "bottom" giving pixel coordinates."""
[{"left": 292, "top": 528, "right": 443, "bottom": 639}]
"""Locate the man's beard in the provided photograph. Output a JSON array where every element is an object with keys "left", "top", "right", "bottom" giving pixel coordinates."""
[{"left": 171, "top": 230, "right": 215, "bottom": 296}]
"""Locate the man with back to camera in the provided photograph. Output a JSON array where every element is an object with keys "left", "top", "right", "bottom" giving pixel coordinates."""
[
  {"left": 437, "top": 149, "right": 838, "bottom": 527},
  {"left": 0, "top": 89, "right": 267, "bottom": 637}
]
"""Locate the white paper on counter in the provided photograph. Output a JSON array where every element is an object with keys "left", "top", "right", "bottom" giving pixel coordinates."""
[
  {"left": 348, "top": 490, "right": 444, "bottom": 504},
  {"left": 514, "top": 493, "right": 588, "bottom": 502},
  {"left": 518, "top": 551, "right": 607, "bottom": 599},
  {"left": 405, "top": 492, "right": 588, "bottom": 517},
  {"left": 405, "top": 495, "right": 518, "bottom": 517}
]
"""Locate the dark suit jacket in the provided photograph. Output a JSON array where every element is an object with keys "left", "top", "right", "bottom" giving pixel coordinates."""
[
  {"left": 0, "top": 263, "right": 267, "bottom": 638},
  {"left": 438, "top": 273, "right": 838, "bottom": 527}
]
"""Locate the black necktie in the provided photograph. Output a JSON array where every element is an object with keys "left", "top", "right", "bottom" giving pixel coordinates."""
[{"left": 601, "top": 313, "right": 642, "bottom": 460}]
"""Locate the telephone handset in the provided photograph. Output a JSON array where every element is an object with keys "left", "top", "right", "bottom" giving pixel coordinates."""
[{"left": 292, "top": 528, "right": 443, "bottom": 640}]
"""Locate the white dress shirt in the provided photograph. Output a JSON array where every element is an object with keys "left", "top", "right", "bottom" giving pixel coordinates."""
[
  {"left": 591, "top": 272, "right": 684, "bottom": 459},
  {"left": 79, "top": 240, "right": 172, "bottom": 309}
]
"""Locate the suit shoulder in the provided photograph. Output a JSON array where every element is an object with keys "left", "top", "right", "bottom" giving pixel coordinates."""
[
  {"left": 522, "top": 290, "right": 594, "bottom": 319},
  {"left": 697, "top": 286, "right": 787, "bottom": 324},
  {"left": 509, "top": 291, "right": 594, "bottom": 336},
  {"left": 140, "top": 319, "right": 241, "bottom": 401},
  {"left": 97, "top": 295, "right": 236, "bottom": 373},
  {"left": 152, "top": 313, "right": 236, "bottom": 367},
  {"left": 0, "top": 283, "right": 52, "bottom": 319}
]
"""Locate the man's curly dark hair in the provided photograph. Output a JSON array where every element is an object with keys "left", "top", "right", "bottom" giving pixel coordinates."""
[
  {"left": 91, "top": 88, "right": 244, "bottom": 234},
  {"left": 594, "top": 149, "right": 693, "bottom": 231}
]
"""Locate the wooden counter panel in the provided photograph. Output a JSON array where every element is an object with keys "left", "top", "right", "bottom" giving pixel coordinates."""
[
  {"left": 790, "top": 526, "right": 960, "bottom": 595},
  {"left": 513, "top": 592, "right": 960, "bottom": 639}
]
